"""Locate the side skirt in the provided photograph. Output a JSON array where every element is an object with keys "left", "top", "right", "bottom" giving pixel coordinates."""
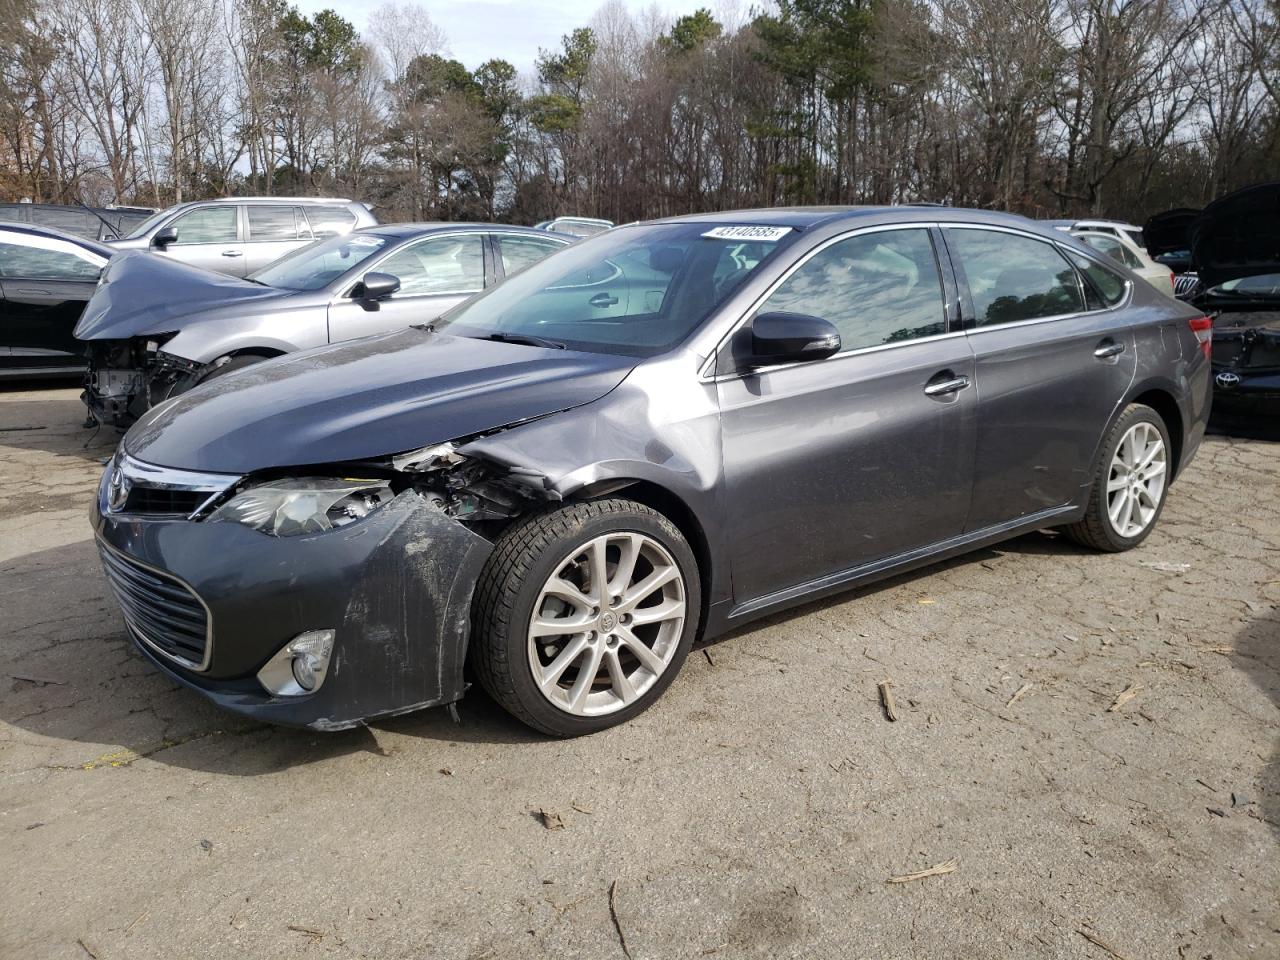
[{"left": 720, "top": 503, "right": 1080, "bottom": 630}]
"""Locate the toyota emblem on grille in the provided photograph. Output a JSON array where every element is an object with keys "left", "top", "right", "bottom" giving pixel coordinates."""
[
  {"left": 107, "top": 468, "right": 131, "bottom": 512},
  {"left": 1215, "top": 371, "right": 1241, "bottom": 390}
]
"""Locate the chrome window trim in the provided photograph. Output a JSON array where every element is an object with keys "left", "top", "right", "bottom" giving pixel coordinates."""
[
  {"left": 96, "top": 535, "right": 215, "bottom": 672},
  {"left": 698, "top": 222, "right": 948, "bottom": 382}
]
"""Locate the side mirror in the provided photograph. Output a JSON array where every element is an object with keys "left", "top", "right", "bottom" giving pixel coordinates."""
[
  {"left": 152, "top": 225, "right": 178, "bottom": 248},
  {"left": 356, "top": 272, "right": 400, "bottom": 302},
  {"left": 742, "top": 311, "right": 841, "bottom": 369}
]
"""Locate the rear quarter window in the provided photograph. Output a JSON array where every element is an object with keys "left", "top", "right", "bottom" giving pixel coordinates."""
[
  {"left": 1067, "top": 251, "right": 1128, "bottom": 307},
  {"left": 303, "top": 205, "right": 358, "bottom": 237}
]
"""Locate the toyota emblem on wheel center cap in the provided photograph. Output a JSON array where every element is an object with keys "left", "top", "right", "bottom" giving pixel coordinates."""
[{"left": 1215, "top": 371, "right": 1241, "bottom": 389}]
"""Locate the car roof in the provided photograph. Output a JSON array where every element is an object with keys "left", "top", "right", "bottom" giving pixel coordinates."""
[
  {"left": 357, "top": 222, "right": 573, "bottom": 240},
  {"left": 0, "top": 221, "right": 114, "bottom": 258},
  {"left": 650, "top": 205, "right": 1051, "bottom": 233},
  {"left": 205, "top": 196, "right": 356, "bottom": 205}
]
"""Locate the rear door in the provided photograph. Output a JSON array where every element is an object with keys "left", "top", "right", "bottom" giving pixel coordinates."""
[
  {"left": 160, "top": 204, "right": 245, "bottom": 275},
  {"left": 943, "top": 225, "right": 1137, "bottom": 531},
  {"left": 717, "top": 225, "right": 977, "bottom": 604},
  {"left": 326, "top": 233, "right": 487, "bottom": 343},
  {"left": 493, "top": 233, "right": 567, "bottom": 279},
  {"left": 243, "top": 204, "right": 314, "bottom": 273}
]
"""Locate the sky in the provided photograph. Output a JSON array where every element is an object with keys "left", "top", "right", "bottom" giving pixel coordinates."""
[{"left": 292, "top": 0, "right": 722, "bottom": 74}]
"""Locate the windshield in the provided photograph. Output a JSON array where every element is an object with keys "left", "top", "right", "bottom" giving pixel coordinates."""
[
  {"left": 251, "top": 232, "right": 390, "bottom": 291},
  {"left": 123, "top": 205, "right": 179, "bottom": 240},
  {"left": 435, "top": 222, "right": 794, "bottom": 356},
  {"left": 1211, "top": 273, "right": 1280, "bottom": 299}
]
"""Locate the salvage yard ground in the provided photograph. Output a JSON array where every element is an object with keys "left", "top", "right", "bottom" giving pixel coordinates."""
[{"left": 1, "top": 384, "right": 1277, "bottom": 960}]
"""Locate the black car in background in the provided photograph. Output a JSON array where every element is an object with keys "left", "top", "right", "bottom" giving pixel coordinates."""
[
  {"left": 1144, "top": 207, "right": 1201, "bottom": 299},
  {"left": 0, "top": 202, "right": 155, "bottom": 242},
  {"left": 0, "top": 223, "right": 111, "bottom": 379},
  {"left": 1190, "top": 182, "right": 1280, "bottom": 411}
]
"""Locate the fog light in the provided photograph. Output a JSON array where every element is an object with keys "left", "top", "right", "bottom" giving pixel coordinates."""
[{"left": 257, "top": 630, "right": 336, "bottom": 697}]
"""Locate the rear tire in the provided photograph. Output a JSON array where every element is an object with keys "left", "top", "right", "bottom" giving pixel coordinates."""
[
  {"left": 1062, "top": 403, "right": 1172, "bottom": 552},
  {"left": 470, "top": 498, "right": 700, "bottom": 737}
]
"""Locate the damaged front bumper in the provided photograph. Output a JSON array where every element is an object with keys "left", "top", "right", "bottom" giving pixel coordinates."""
[
  {"left": 82, "top": 341, "right": 199, "bottom": 428},
  {"left": 92, "top": 480, "right": 494, "bottom": 730}
]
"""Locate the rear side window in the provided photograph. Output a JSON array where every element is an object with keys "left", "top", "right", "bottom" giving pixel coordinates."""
[
  {"left": 1080, "top": 234, "right": 1140, "bottom": 269},
  {"left": 1067, "top": 251, "right": 1127, "bottom": 307},
  {"left": 30, "top": 207, "right": 98, "bottom": 238},
  {"left": 497, "top": 235, "right": 564, "bottom": 275},
  {"left": 170, "top": 206, "right": 238, "bottom": 244},
  {"left": 0, "top": 205, "right": 24, "bottom": 222},
  {"left": 302, "top": 205, "right": 357, "bottom": 237},
  {"left": 759, "top": 227, "right": 947, "bottom": 350},
  {"left": 948, "top": 229, "right": 1083, "bottom": 326},
  {"left": 246, "top": 204, "right": 300, "bottom": 241}
]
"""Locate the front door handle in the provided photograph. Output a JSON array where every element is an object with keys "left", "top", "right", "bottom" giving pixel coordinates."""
[
  {"left": 1094, "top": 339, "right": 1124, "bottom": 359},
  {"left": 221, "top": 249, "right": 244, "bottom": 258},
  {"left": 923, "top": 373, "right": 971, "bottom": 397},
  {"left": 589, "top": 293, "right": 618, "bottom": 307}
]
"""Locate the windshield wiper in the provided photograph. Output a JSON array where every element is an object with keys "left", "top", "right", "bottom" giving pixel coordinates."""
[
  {"left": 242, "top": 277, "right": 269, "bottom": 286},
  {"left": 479, "top": 332, "right": 567, "bottom": 350}
]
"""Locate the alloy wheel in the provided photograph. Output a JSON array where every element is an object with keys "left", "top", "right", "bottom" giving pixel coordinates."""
[
  {"left": 527, "top": 531, "right": 686, "bottom": 717},
  {"left": 1106, "top": 422, "right": 1167, "bottom": 539}
]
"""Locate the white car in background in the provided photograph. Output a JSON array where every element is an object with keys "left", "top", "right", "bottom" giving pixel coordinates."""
[{"left": 1047, "top": 219, "right": 1176, "bottom": 295}]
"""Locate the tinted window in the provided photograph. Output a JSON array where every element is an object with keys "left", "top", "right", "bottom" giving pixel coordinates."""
[
  {"left": 949, "top": 229, "right": 1083, "bottom": 326},
  {"left": 760, "top": 228, "right": 946, "bottom": 350},
  {"left": 30, "top": 207, "right": 98, "bottom": 238},
  {"left": 302, "top": 204, "right": 357, "bottom": 236},
  {"left": 246, "top": 204, "right": 299, "bottom": 241},
  {"left": 1067, "top": 252, "right": 1127, "bottom": 307},
  {"left": 252, "top": 233, "right": 390, "bottom": 291},
  {"left": 0, "top": 205, "right": 24, "bottom": 222},
  {"left": 0, "top": 239, "right": 102, "bottom": 280},
  {"left": 170, "top": 206, "right": 238, "bottom": 244},
  {"left": 498, "top": 235, "right": 564, "bottom": 275},
  {"left": 376, "top": 235, "right": 485, "bottom": 295}
]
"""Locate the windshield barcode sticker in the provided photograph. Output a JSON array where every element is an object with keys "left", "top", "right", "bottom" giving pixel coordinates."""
[{"left": 702, "top": 226, "right": 793, "bottom": 242}]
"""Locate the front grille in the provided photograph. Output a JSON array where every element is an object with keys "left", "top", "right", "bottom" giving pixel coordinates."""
[
  {"left": 99, "top": 543, "right": 210, "bottom": 670},
  {"left": 1173, "top": 274, "right": 1200, "bottom": 299},
  {"left": 123, "top": 485, "right": 209, "bottom": 517}
]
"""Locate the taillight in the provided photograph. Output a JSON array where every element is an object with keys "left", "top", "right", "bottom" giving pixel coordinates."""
[{"left": 1188, "top": 316, "right": 1212, "bottom": 359}]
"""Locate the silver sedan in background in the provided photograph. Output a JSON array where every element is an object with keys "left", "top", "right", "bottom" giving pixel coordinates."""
[{"left": 75, "top": 223, "right": 571, "bottom": 426}]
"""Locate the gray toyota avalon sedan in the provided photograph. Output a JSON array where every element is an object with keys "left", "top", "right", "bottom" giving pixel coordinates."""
[{"left": 92, "top": 207, "right": 1212, "bottom": 736}]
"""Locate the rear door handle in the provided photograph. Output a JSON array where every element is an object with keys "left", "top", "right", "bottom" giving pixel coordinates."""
[
  {"left": 589, "top": 293, "right": 618, "bottom": 307},
  {"left": 1094, "top": 339, "right": 1124, "bottom": 359},
  {"left": 923, "top": 374, "right": 971, "bottom": 397},
  {"left": 221, "top": 250, "right": 244, "bottom": 258}
]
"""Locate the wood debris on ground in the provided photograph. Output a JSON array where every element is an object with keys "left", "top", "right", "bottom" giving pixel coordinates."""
[
  {"left": 877, "top": 680, "right": 898, "bottom": 721},
  {"left": 1006, "top": 682, "right": 1034, "bottom": 708},
  {"left": 608, "top": 879, "right": 632, "bottom": 958},
  {"left": 1107, "top": 683, "right": 1141, "bottom": 713},
  {"left": 287, "top": 924, "right": 325, "bottom": 941},
  {"left": 885, "top": 858, "right": 958, "bottom": 884},
  {"left": 535, "top": 808, "right": 566, "bottom": 830},
  {"left": 1077, "top": 926, "right": 1135, "bottom": 960}
]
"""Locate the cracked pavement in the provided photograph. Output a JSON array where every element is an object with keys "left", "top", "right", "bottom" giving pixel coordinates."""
[{"left": 1, "top": 385, "right": 1277, "bottom": 959}]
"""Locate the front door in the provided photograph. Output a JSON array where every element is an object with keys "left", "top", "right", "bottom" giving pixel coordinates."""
[
  {"left": 326, "top": 233, "right": 488, "bottom": 343},
  {"left": 717, "top": 226, "right": 977, "bottom": 605},
  {"left": 942, "top": 226, "right": 1138, "bottom": 530},
  {"left": 0, "top": 233, "right": 103, "bottom": 360}
]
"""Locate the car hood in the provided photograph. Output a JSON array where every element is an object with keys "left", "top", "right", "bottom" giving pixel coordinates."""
[
  {"left": 73, "top": 251, "right": 289, "bottom": 340},
  {"left": 1143, "top": 207, "right": 1200, "bottom": 258},
  {"left": 1190, "top": 182, "right": 1280, "bottom": 289},
  {"left": 122, "top": 329, "right": 637, "bottom": 473}
]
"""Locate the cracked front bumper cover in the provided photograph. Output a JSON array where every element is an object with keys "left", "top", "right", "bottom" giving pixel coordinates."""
[{"left": 92, "top": 489, "right": 493, "bottom": 730}]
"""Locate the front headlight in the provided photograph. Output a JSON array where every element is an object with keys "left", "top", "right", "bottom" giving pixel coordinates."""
[{"left": 209, "top": 477, "right": 393, "bottom": 537}]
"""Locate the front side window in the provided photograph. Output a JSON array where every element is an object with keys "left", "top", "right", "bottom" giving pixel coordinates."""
[
  {"left": 374, "top": 235, "right": 485, "bottom": 296},
  {"left": 246, "top": 205, "right": 300, "bottom": 241},
  {"left": 251, "top": 233, "right": 390, "bottom": 291},
  {"left": 0, "top": 239, "right": 103, "bottom": 280},
  {"left": 435, "top": 222, "right": 794, "bottom": 356},
  {"left": 498, "top": 235, "right": 565, "bottom": 275},
  {"left": 949, "top": 229, "right": 1084, "bottom": 326},
  {"left": 170, "top": 206, "right": 238, "bottom": 245},
  {"left": 758, "top": 228, "right": 946, "bottom": 350}
]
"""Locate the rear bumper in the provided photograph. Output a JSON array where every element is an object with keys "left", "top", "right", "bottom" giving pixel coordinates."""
[{"left": 92, "top": 486, "right": 493, "bottom": 730}]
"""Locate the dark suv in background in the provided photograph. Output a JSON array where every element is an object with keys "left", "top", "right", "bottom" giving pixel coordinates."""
[{"left": 0, "top": 202, "right": 155, "bottom": 242}]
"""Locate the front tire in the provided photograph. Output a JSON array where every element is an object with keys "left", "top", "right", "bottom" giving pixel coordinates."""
[
  {"left": 1062, "top": 403, "right": 1172, "bottom": 552},
  {"left": 470, "top": 498, "right": 700, "bottom": 736}
]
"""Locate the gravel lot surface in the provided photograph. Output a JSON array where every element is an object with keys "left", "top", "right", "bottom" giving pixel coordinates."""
[{"left": 1, "top": 384, "right": 1277, "bottom": 960}]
